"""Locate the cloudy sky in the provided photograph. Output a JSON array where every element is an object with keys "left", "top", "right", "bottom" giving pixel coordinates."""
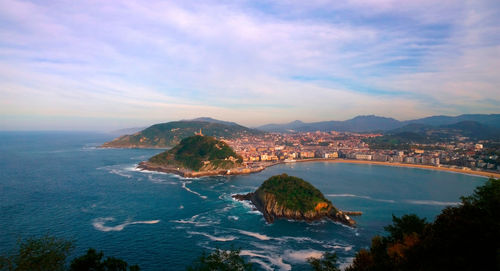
[{"left": 1, "top": 0, "right": 499, "bottom": 130}]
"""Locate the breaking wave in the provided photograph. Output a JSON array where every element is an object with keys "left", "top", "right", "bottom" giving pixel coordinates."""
[
  {"left": 238, "top": 230, "right": 271, "bottom": 241},
  {"left": 283, "top": 249, "right": 323, "bottom": 263},
  {"left": 240, "top": 250, "right": 291, "bottom": 271},
  {"left": 171, "top": 214, "right": 218, "bottom": 227},
  {"left": 326, "top": 193, "right": 395, "bottom": 203},
  {"left": 182, "top": 182, "right": 208, "bottom": 199},
  {"left": 187, "top": 231, "right": 236, "bottom": 242},
  {"left": 404, "top": 200, "right": 460, "bottom": 206},
  {"left": 92, "top": 217, "right": 160, "bottom": 232}
]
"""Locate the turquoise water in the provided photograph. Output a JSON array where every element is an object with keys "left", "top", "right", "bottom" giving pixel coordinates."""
[{"left": 0, "top": 132, "right": 486, "bottom": 270}]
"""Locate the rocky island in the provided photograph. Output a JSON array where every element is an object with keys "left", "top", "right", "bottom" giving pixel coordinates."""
[
  {"left": 137, "top": 135, "right": 266, "bottom": 177},
  {"left": 233, "top": 174, "right": 361, "bottom": 226}
]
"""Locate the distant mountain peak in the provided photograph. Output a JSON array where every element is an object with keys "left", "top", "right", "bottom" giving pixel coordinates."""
[
  {"left": 349, "top": 115, "right": 397, "bottom": 121},
  {"left": 185, "top": 117, "right": 238, "bottom": 126},
  {"left": 257, "top": 113, "right": 500, "bottom": 133}
]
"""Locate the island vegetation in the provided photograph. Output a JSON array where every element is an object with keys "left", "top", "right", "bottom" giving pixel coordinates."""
[
  {"left": 137, "top": 135, "right": 262, "bottom": 177},
  {"left": 233, "top": 174, "right": 360, "bottom": 226},
  {"left": 148, "top": 135, "right": 242, "bottom": 171}
]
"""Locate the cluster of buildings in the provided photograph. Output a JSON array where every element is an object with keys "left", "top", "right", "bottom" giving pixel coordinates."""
[
  {"left": 223, "top": 131, "right": 500, "bottom": 173},
  {"left": 225, "top": 131, "right": 375, "bottom": 162}
]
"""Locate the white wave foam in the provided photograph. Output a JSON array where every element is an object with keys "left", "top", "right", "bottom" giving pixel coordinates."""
[
  {"left": 110, "top": 169, "right": 132, "bottom": 178},
  {"left": 82, "top": 145, "right": 101, "bottom": 151},
  {"left": 240, "top": 250, "right": 291, "bottom": 271},
  {"left": 233, "top": 197, "right": 260, "bottom": 214},
  {"left": 322, "top": 244, "right": 353, "bottom": 252},
  {"left": 171, "top": 214, "right": 217, "bottom": 227},
  {"left": 405, "top": 200, "right": 460, "bottom": 206},
  {"left": 327, "top": 194, "right": 395, "bottom": 203},
  {"left": 247, "top": 258, "right": 273, "bottom": 271},
  {"left": 249, "top": 242, "right": 278, "bottom": 252},
  {"left": 187, "top": 231, "right": 236, "bottom": 242},
  {"left": 97, "top": 165, "right": 138, "bottom": 178},
  {"left": 146, "top": 174, "right": 176, "bottom": 184},
  {"left": 283, "top": 249, "right": 323, "bottom": 263},
  {"left": 134, "top": 168, "right": 169, "bottom": 175},
  {"left": 228, "top": 216, "right": 239, "bottom": 221},
  {"left": 280, "top": 236, "right": 324, "bottom": 245},
  {"left": 238, "top": 230, "right": 271, "bottom": 241},
  {"left": 92, "top": 217, "right": 160, "bottom": 232},
  {"left": 182, "top": 182, "right": 207, "bottom": 199}
]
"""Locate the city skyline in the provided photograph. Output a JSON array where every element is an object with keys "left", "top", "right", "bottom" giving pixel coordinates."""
[{"left": 1, "top": 0, "right": 500, "bottom": 130}]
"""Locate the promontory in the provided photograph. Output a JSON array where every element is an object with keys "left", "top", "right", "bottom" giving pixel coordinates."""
[
  {"left": 101, "top": 118, "right": 263, "bottom": 148},
  {"left": 137, "top": 135, "right": 266, "bottom": 177},
  {"left": 232, "top": 174, "right": 361, "bottom": 226}
]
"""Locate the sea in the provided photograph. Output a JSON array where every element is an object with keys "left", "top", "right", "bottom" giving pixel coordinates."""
[{"left": 0, "top": 131, "right": 487, "bottom": 270}]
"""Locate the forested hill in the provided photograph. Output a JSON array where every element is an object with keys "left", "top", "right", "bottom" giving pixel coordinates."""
[
  {"left": 147, "top": 135, "right": 243, "bottom": 171},
  {"left": 101, "top": 120, "right": 262, "bottom": 148}
]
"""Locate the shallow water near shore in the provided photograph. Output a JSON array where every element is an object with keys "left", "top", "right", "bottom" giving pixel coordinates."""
[{"left": 0, "top": 132, "right": 486, "bottom": 270}]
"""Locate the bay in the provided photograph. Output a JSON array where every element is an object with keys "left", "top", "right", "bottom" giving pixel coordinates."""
[{"left": 0, "top": 132, "right": 486, "bottom": 270}]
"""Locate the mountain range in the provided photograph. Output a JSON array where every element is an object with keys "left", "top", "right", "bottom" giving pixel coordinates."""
[{"left": 256, "top": 114, "right": 500, "bottom": 133}]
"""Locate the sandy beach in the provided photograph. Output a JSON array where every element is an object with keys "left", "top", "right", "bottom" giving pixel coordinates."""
[{"left": 288, "top": 158, "right": 500, "bottom": 179}]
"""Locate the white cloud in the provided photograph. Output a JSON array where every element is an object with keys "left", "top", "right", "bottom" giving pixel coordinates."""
[{"left": 0, "top": 0, "right": 499, "bottom": 130}]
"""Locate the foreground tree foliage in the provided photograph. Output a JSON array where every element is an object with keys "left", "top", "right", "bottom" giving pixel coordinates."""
[
  {"left": 70, "top": 248, "right": 140, "bottom": 271},
  {"left": 187, "top": 248, "right": 254, "bottom": 271},
  {"left": 0, "top": 235, "right": 73, "bottom": 271},
  {"left": 307, "top": 252, "right": 340, "bottom": 271},
  {"left": 0, "top": 237, "right": 139, "bottom": 271},
  {"left": 345, "top": 178, "right": 500, "bottom": 271}
]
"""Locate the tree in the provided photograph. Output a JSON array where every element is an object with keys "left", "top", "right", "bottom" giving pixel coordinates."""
[
  {"left": 187, "top": 247, "right": 253, "bottom": 271},
  {"left": 346, "top": 178, "right": 500, "bottom": 271},
  {"left": 69, "top": 248, "right": 139, "bottom": 271},
  {"left": 0, "top": 235, "right": 73, "bottom": 271},
  {"left": 307, "top": 252, "right": 340, "bottom": 271}
]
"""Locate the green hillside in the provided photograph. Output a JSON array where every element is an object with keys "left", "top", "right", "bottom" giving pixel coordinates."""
[
  {"left": 256, "top": 174, "right": 335, "bottom": 213},
  {"left": 102, "top": 120, "right": 263, "bottom": 148},
  {"left": 148, "top": 135, "right": 243, "bottom": 171}
]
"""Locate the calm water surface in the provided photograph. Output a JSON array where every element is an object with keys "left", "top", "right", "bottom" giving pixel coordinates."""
[{"left": 0, "top": 132, "right": 486, "bottom": 270}]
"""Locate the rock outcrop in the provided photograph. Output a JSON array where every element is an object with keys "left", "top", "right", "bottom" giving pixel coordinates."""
[{"left": 233, "top": 174, "right": 361, "bottom": 227}]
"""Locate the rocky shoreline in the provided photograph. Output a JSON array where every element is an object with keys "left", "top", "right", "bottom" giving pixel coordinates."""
[
  {"left": 232, "top": 192, "right": 362, "bottom": 227},
  {"left": 137, "top": 161, "right": 273, "bottom": 178},
  {"left": 138, "top": 158, "right": 500, "bottom": 179}
]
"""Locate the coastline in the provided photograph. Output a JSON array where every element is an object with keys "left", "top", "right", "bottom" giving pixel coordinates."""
[
  {"left": 284, "top": 158, "right": 500, "bottom": 179},
  {"left": 137, "top": 161, "right": 273, "bottom": 178},
  {"left": 137, "top": 159, "right": 500, "bottom": 179}
]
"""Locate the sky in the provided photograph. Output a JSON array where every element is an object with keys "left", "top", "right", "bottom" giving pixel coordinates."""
[{"left": 1, "top": 0, "right": 500, "bottom": 130}]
